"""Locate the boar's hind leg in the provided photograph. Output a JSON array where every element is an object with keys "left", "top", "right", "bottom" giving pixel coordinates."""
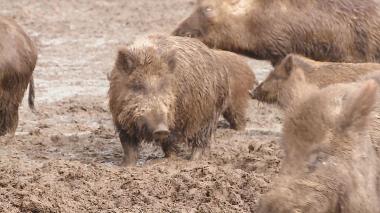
[
  {"left": 119, "top": 130, "right": 138, "bottom": 166},
  {"left": 223, "top": 106, "right": 246, "bottom": 131}
]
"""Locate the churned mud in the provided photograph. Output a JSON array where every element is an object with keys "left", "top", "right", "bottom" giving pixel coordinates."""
[{"left": 0, "top": 0, "right": 281, "bottom": 212}]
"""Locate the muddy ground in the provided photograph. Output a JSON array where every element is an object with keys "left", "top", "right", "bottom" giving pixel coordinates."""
[{"left": 0, "top": 1, "right": 283, "bottom": 212}]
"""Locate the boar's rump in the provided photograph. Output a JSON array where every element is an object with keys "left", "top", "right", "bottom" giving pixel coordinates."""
[{"left": 214, "top": 50, "right": 257, "bottom": 130}]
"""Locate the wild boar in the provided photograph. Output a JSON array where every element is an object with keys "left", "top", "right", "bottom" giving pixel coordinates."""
[
  {"left": 257, "top": 80, "right": 380, "bottom": 213},
  {"left": 108, "top": 35, "right": 232, "bottom": 166},
  {"left": 252, "top": 54, "right": 380, "bottom": 105},
  {"left": 173, "top": 0, "right": 380, "bottom": 65},
  {"left": 215, "top": 50, "right": 257, "bottom": 130},
  {"left": 0, "top": 17, "right": 37, "bottom": 137}
]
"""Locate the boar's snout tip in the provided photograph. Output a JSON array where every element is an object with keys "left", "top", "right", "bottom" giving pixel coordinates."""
[
  {"left": 172, "top": 28, "right": 180, "bottom": 36},
  {"left": 249, "top": 89, "right": 257, "bottom": 99},
  {"left": 153, "top": 123, "right": 170, "bottom": 141},
  {"left": 250, "top": 83, "right": 263, "bottom": 100}
]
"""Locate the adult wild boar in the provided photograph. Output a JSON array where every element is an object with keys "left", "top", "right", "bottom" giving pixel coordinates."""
[
  {"left": 0, "top": 17, "right": 37, "bottom": 137},
  {"left": 215, "top": 50, "right": 257, "bottom": 130},
  {"left": 173, "top": 0, "right": 380, "bottom": 65},
  {"left": 109, "top": 35, "right": 234, "bottom": 166},
  {"left": 252, "top": 54, "right": 380, "bottom": 105},
  {"left": 257, "top": 80, "right": 380, "bottom": 213}
]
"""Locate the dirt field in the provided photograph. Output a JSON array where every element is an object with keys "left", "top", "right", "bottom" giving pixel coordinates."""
[{"left": 0, "top": 1, "right": 283, "bottom": 212}]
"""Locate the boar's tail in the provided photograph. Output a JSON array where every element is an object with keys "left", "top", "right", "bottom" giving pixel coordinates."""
[{"left": 28, "top": 75, "right": 36, "bottom": 113}]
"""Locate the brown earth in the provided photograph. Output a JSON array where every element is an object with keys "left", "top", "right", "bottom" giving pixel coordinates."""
[{"left": 0, "top": 1, "right": 281, "bottom": 212}]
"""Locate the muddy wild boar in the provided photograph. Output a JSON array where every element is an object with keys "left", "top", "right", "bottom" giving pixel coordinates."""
[
  {"left": 257, "top": 80, "right": 380, "bottom": 213},
  {"left": 173, "top": 0, "right": 380, "bottom": 65},
  {"left": 252, "top": 54, "right": 380, "bottom": 105},
  {"left": 215, "top": 50, "right": 257, "bottom": 130},
  {"left": 0, "top": 17, "right": 37, "bottom": 137},
  {"left": 109, "top": 35, "right": 254, "bottom": 165}
]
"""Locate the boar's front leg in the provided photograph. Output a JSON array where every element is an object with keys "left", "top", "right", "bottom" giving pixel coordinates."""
[
  {"left": 190, "top": 125, "right": 214, "bottom": 160},
  {"left": 118, "top": 130, "right": 138, "bottom": 166},
  {"left": 161, "top": 134, "right": 181, "bottom": 158}
]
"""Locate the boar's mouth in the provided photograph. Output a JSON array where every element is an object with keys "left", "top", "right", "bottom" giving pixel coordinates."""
[
  {"left": 133, "top": 117, "right": 171, "bottom": 142},
  {"left": 250, "top": 87, "right": 279, "bottom": 105}
]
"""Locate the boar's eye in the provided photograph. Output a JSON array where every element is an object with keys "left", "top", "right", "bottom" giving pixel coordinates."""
[
  {"left": 130, "top": 83, "right": 146, "bottom": 92},
  {"left": 203, "top": 6, "right": 214, "bottom": 16},
  {"left": 204, "top": 6, "right": 213, "bottom": 12}
]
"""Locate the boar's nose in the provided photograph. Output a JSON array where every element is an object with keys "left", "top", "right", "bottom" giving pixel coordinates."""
[
  {"left": 250, "top": 84, "right": 265, "bottom": 100},
  {"left": 250, "top": 87, "right": 260, "bottom": 99},
  {"left": 153, "top": 123, "right": 170, "bottom": 141}
]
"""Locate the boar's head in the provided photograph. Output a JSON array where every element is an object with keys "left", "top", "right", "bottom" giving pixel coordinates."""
[
  {"left": 113, "top": 47, "right": 177, "bottom": 142},
  {"left": 172, "top": 0, "right": 253, "bottom": 51},
  {"left": 257, "top": 80, "right": 379, "bottom": 213},
  {"left": 251, "top": 54, "right": 313, "bottom": 107}
]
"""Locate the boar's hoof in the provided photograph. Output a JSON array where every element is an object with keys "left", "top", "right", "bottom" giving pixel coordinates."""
[
  {"left": 121, "top": 150, "right": 138, "bottom": 167},
  {"left": 121, "top": 158, "right": 137, "bottom": 167},
  {"left": 190, "top": 147, "right": 210, "bottom": 161},
  {"left": 0, "top": 134, "right": 15, "bottom": 144}
]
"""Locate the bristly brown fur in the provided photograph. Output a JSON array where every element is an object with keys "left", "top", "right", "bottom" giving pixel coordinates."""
[
  {"left": 109, "top": 35, "right": 237, "bottom": 165},
  {"left": 0, "top": 16, "right": 37, "bottom": 136},
  {"left": 253, "top": 54, "right": 380, "bottom": 105},
  {"left": 173, "top": 0, "right": 380, "bottom": 65},
  {"left": 215, "top": 50, "right": 256, "bottom": 130},
  {"left": 257, "top": 80, "right": 380, "bottom": 212}
]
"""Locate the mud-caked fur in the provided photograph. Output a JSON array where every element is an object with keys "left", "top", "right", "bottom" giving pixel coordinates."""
[
  {"left": 0, "top": 17, "right": 37, "bottom": 137},
  {"left": 215, "top": 50, "right": 256, "bottom": 130},
  {"left": 173, "top": 0, "right": 380, "bottom": 65},
  {"left": 108, "top": 35, "right": 231, "bottom": 166},
  {"left": 257, "top": 80, "right": 380, "bottom": 213},
  {"left": 252, "top": 54, "right": 380, "bottom": 105}
]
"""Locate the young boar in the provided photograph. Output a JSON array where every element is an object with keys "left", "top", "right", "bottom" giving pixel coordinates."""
[
  {"left": 0, "top": 17, "right": 37, "bottom": 137},
  {"left": 215, "top": 50, "right": 257, "bottom": 130},
  {"left": 257, "top": 80, "right": 380, "bottom": 213},
  {"left": 252, "top": 54, "right": 380, "bottom": 105},
  {"left": 109, "top": 35, "right": 233, "bottom": 166},
  {"left": 173, "top": 0, "right": 380, "bottom": 65}
]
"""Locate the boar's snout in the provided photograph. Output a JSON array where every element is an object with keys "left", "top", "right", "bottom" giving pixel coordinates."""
[
  {"left": 153, "top": 123, "right": 170, "bottom": 141},
  {"left": 250, "top": 84, "right": 263, "bottom": 100}
]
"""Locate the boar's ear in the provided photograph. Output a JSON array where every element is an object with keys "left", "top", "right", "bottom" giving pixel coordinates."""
[
  {"left": 283, "top": 54, "right": 295, "bottom": 77},
  {"left": 116, "top": 48, "right": 139, "bottom": 73},
  {"left": 283, "top": 54, "right": 310, "bottom": 79},
  {"left": 164, "top": 50, "right": 177, "bottom": 71},
  {"left": 338, "top": 80, "right": 378, "bottom": 132}
]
